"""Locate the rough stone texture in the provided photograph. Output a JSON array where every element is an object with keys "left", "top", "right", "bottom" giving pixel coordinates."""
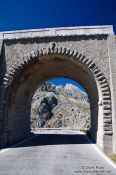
[
  {"left": 4, "top": 35, "right": 110, "bottom": 84},
  {"left": 31, "top": 91, "right": 58, "bottom": 127},
  {"left": 0, "top": 25, "right": 115, "bottom": 153},
  {"left": 107, "top": 35, "right": 116, "bottom": 153}
]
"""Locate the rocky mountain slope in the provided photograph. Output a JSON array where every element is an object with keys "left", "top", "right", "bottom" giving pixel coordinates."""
[{"left": 31, "top": 82, "right": 90, "bottom": 131}]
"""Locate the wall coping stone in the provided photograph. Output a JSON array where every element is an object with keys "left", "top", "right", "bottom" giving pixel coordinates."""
[{"left": 0, "top": 25, "right": 114, "bottom": 40}]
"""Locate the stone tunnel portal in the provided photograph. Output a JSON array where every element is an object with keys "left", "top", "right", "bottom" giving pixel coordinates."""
[{"left": 0, "top": 48, "right": 110, "bottom": 152}]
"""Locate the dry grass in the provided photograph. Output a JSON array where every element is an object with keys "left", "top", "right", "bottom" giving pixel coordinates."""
[{"left": 106, "top": 152, "right": 116, "bottom": 163}]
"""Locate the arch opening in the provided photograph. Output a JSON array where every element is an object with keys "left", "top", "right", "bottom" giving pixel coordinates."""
[
  {"left": 0, "top": 46, "right": 112, "bottom": 151},
  {"left": 3, "top": 54, "right": 99, "bottom": 144}
]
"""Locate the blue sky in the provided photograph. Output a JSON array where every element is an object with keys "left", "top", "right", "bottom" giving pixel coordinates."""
[
  {"left": 0, "top": 0, "right": 115, "bottom": 91},
  {"left": 48, "top": 78, "right": 85, "bottom": 92},
  {"left": 0, "top": 0, "right": 116, "bottom": 32}
]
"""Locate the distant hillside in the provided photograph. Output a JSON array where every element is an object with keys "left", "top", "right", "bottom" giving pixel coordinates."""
[{"left": 31, "top": 82, "right": 90, "bottom": 131}]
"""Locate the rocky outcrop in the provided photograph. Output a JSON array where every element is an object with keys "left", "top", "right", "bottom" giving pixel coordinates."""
[
  {"left": 31, "top": 82, "right": 90, "bottom": 131},
  {"left": 38, "top": 82, "right": 89, "bottom": 102},
  {"left": 31, "top": 92, "right": 58, "bottom": 127}
]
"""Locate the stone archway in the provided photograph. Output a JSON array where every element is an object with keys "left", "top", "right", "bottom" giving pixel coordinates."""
[{"left": 0, "top": 44, "right": 112, "bottom": 151}]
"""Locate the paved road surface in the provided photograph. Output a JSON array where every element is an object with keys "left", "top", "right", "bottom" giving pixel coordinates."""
[{"left": 0, "top": 130, "right": 116, "bottom": 175}]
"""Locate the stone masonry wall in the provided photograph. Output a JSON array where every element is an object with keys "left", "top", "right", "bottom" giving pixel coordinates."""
[
  {"left": 0, "top": 26, "right": 114, "bottom": 152},
  {"left": 3, "top": 35, "right": 110, "bottom": 84}
]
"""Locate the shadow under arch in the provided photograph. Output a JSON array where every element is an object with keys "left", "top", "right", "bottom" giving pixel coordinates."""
[{"left": 0, "top": 44, "right": 112, "bottom": 150}]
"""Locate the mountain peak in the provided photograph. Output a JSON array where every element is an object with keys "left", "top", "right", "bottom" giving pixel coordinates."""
[{"left": 65, "top": 83, "right": 80, "bottom": 91}]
